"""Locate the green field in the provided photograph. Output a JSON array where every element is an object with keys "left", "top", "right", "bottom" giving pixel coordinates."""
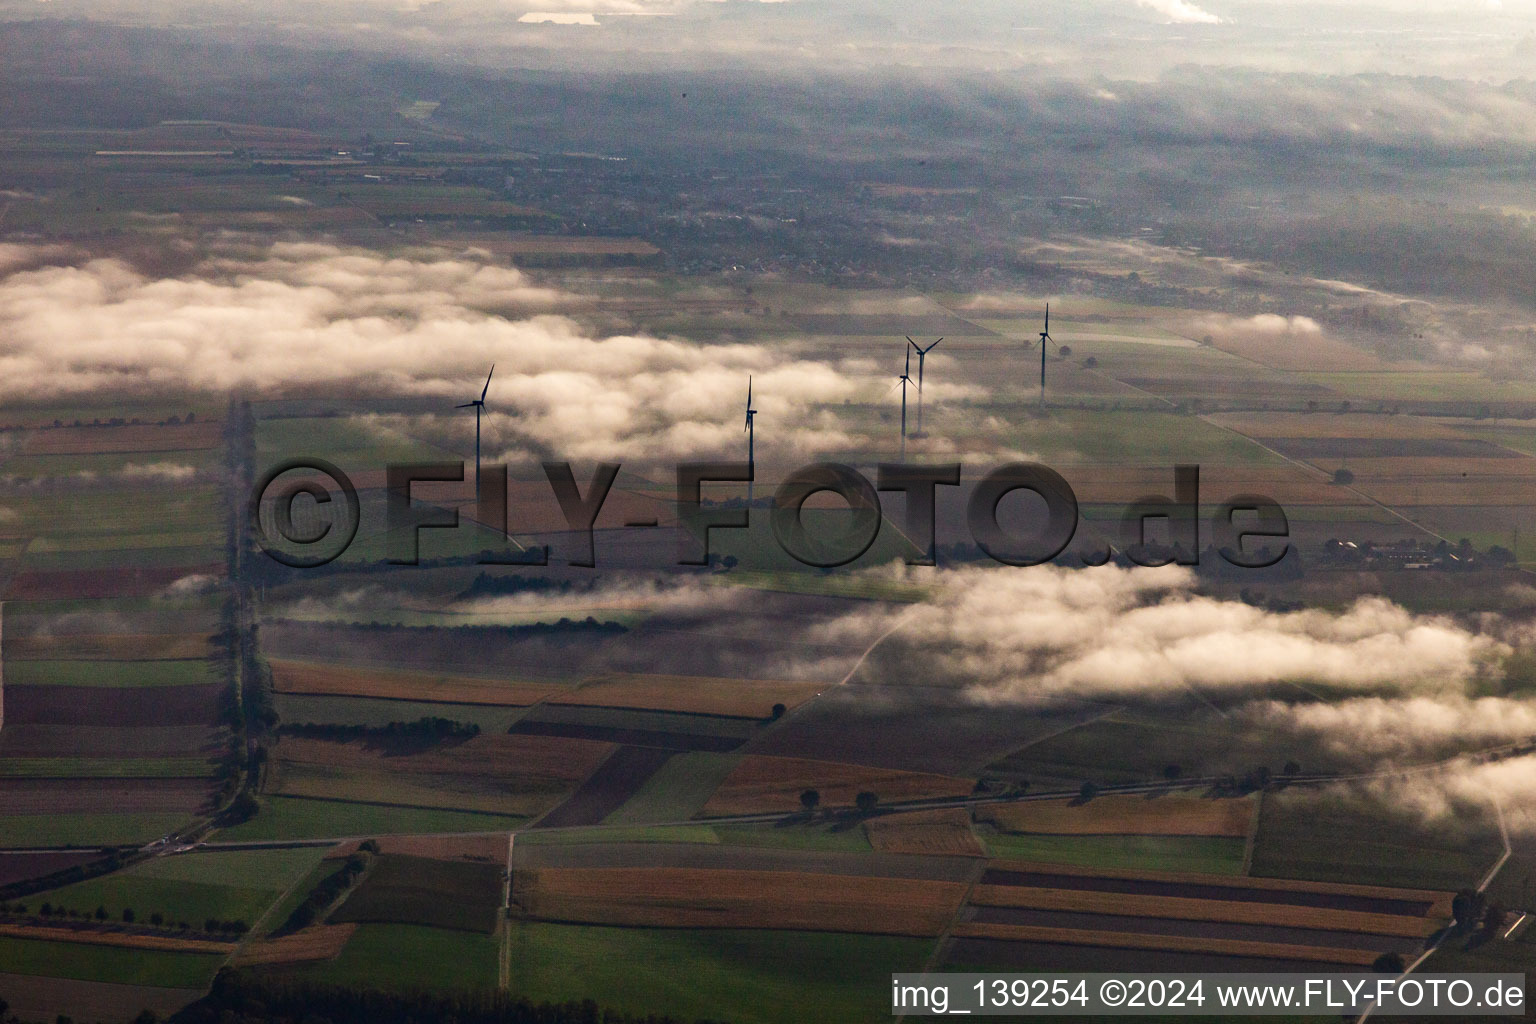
[
  {"left": 711, "top": 821, "right": 875, "bottom": 853},
  {"left": 330, "top": 854, "right": 502, "bottom": 933},
  {"left": 30, "top": 875, "right": 275, "bottom": 928},
  {"left": 6, "top": 659, "right": 221, "bottom": 688},
  {"left": 603, "top": 751, "right": 742, "bottom": 824},
  {"left": 502, "top": 924, "right": 931, "bottom": 1024},
  {"left": 131, "top": 847, "right": 328, "bottom": 889},
  {"left": 0, "top": 935, "right": 223, "bottom": 988},
  {"left": 977, "top": 832, "right": 1247, "bottom": 874},
  {"left": 0, "top": 813, "right": 192, "bottom": 847},
  {"left": 214, "top": 796, "right": 527, "bottom": 842},
  {"left": 279, "top": 922, "right": 498, "bottom": 992}
]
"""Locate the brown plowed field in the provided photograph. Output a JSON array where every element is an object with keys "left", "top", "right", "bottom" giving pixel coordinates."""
[
  {"left": 7, "top": 633, "right": 212, "bottom": 661},
  {"left": 967, "top": 885, "right": 1436, "bottom": 937},
  {"left": 700, "top": 755, "right": 974, "bottom": 816},
  {"left": 514, "top": 866, "right": 967, "bottom": 937},
  {"left": 0, "top": 778, "right": 208, "bottom": 815},
  {"left": 7, "top": 564, "right": 224, "bottom": 600},
  {"left": 977, "top": 795, "right": 1253, "bottom": 837},
  {"left": 231, "top": 923, "right": 356, "bottom": 966},
  {"left": 3, "top": 684, "right": 222, "bottom": 727},
  {"left": 0, "top": 852, "right": 98, "bottom": 886},
  {"left": 268, "top": 659, "right": 558, "bottom": 706},
  {"left": 548, "top": 673, "right": 825, "bottom": 719},
  {"left": 865, "top": 809, "right": 986, "bottom": 857},
  {"left": 22, "top": 421, "right": 222, "bottom": 455},
  {"left": 984, "top": 860, "right": 1453, "bottom": 917},
  {"left": 949, "top": 922, "right": 1382, "bottom": 966}
]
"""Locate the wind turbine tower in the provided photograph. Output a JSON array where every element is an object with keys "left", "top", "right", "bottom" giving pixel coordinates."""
[
  {"left": 744, "top": 376, "right": 757, "bottom": 506},
  {"left": 907, "top": 336, "right": 942, "bottom": 437},
  {"left": 898, "top": 347, "right": 913, "bottom": 461},
  {"left": 456, "top": 364, "right": 494, "bottom": 500},
  {"left": 1036, "top": 304, "right": 1055, "bottom": 408}
]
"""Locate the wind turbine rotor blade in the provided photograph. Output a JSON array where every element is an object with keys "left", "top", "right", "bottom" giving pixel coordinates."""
[
  {"left": 481, "top": 365, "right": 495, "bottom": 402},
  {"left": 455, "top": 402, "right": 478, "bottom": 408}
]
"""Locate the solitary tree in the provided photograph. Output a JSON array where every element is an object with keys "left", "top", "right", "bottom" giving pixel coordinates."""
[
  {"left": 1452, "top": 888, "right": 1486, "bottom": 930},
  {"left": 800, "top": 789, "right": 820, "bottom": 812},
  {"left": 150, "top": 912, "right": 164, "bottom": 927},
  {"left": 1333, "top": 467, "right": 1355, "bottom": 485},
  {"left": 122, "top": 908, "right": 135, "bottom": 924},
  {"left": 1162, "top": 764, "right": 1182, "bottom": 782},
  {"left": 1372, "top": 952, "right": 1405, "bottom": 974},
  {"left": 94, "top": 905, "right": 108, "bottom": 921},
  {"left": 855, "top": 791, "right": 879, "bottom": 814},
  {"left": 1078, "top": 781, "right": 1099, "bottom": 802},
  {"left": 770, "top": 703, "right": 787, "bottom": 721}
]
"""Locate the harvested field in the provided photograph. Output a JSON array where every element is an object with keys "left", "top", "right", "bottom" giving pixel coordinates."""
[
  {"left": 509, "top": 719, "right": 743, "bottom": 753},
  {"left": 277, "top": 733, "right": 614, "bottom": 785},
  {"left": 982, "top": 860, "right": 1452, "bottom": 917},
  {"left": 5, "top": 633, "right": 213, "bottom": 661},
  {"left": 1255, "top": 437, "right": 1517, "bottom": 459},
  {"left": 0, "top": 923, "right": 232, "bottom": 953},
  {"left": 1210, "top": 332, "right": 1389, "bottom": 371},
  {"left": 6, "top": 564, "right": 223, "bottom": 600},
  {"left": 976, "top": 795, "right": 1254, "bottom": 838},
  {"left": 789, "top": 314, "right": 994, "bottom": 336},
  {"left": 328, "top": 833, "right": 508, "bottom": 863},
  {"left": 514, "top": 867, "right": 968, "bottom": 937},
  {"left": 948, "top": 922, "right": 1382, "bottom": 966},
  {"left": 0, "top": 778, "right": 209, "bottom": 815},
  {"left": 1205, "top": 411, "right": 1458, "bottom": 440},
  {"left": 22, "top": 421, "right": 222, "bottom": 455},
  {"left": 331, "top": 854, "right": 503, "bottom": 933},
  {"left": 967, "top": 885, "right": 1435, "bottom": 938},
  {"left": 864, "top": 809, "right": 986, "bottom": 857},
  {"left": 700, "top": 755, "right": 974, "bottom": 816},
  {"left": 549, "top": 673, "right": 825, "bottom": 719},
  {"left": 271, "top": 765, "right": 556, "bottom": 817},
  {"left": 0, "top": 972, "right": 201, "bottom": 1023},
  {"left": 231, "top": 923, "right": 356, "bottom": 966},
  {"left": 2, "top": 684, "right": 222, "bottom": 727},
  {"left": 532, "top": 746, "right": 675, "bottom": 829},
  {"left": 268, "top": 659, "right": 559, "bottom": 707}
]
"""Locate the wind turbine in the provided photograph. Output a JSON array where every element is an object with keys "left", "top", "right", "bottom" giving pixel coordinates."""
[
  {"left": 897, "top": 347, "right": 913, "bottom": 461},
  {"left": 906, "top": 336, "right": 942, "bottom": 437},
  {"left": 456, "top": 364, "right": 494, "bottom": 500},
  {"left": 744, "top": 375, "right": 757, "bottom": 506},
  {"left": 1033, "top": 304, "right": 1057, "bottom": 408}
]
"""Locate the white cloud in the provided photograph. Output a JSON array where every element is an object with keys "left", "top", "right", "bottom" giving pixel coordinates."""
[{"left": 1136, "top": 0, "right": 1222, "bottom": 25}]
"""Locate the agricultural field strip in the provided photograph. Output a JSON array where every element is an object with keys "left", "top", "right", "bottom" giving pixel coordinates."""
[
  {"left": 229, "top": 923, "right": 357, "bottom": 966},
  {"left": 983, "top": 859, "right": 1449, "bottom": 914},
  {"left": 986, "top": 858, "right": 1453, "bottom": 912},
  {"left": 0, "top": 923, "right": 232, "bottom": 953},
  {"left": 966, "top": 885, "right": 1436, "bottom": 937},
  {"left": 948, "top": 922, "right": 1382, "bottom": 966},
  {"left": 514, "top": 866, "right": 969, "bottom": 937}
]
